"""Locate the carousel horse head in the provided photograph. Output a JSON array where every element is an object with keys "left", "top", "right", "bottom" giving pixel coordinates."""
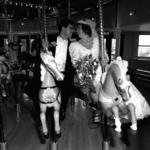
[
  {"left": 104, "top": 56, "right": 131, "bottom": 100},
  {"left": 99, "top": 56, "right": 131, "bottom": 112}
]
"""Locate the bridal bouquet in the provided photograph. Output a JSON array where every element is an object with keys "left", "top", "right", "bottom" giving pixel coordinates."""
[{"left": 73, "top": 54, "right": 100, "bottom": 89}]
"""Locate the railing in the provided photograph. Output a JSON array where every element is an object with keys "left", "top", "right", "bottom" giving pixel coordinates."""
[{"left": 131, "top": 69, "right": 150, "bottom": 87}]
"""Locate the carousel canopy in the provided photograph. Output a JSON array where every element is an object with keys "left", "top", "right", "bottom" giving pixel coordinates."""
[{"left": 0, "top": 0, "right": 113, "bottom": 19}]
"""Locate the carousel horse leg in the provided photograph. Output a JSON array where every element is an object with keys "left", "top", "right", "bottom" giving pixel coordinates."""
[
  {"left": 102, "top": 115, "right": 110, "bottom": 150},
  {"left": 53, "top": 104, "right": 61, "bottom": 139},
  {"left": 127, "top": 103, "right": 137, "bottom": 131},
  {"left": 0, "top": 77, "right": 8, "bottom": 98},
  {"left": 112, "top": 106, "right": 121, "bottom": 132},
  {"left": 48, "top": 106, "right": 60, "bottom": 150},
  {"left": 40, "top": 104, "right": 49, "bottom": 138},
  {"left": 12, "top": 76, "right": 22, "bottom": 122},
  {"left": 15, "top": 82, "right": 22, "bottom": 122}
]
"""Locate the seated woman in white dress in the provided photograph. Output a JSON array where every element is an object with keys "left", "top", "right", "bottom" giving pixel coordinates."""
[
  {"left": 69, "top": 19, "right": 109, "bottom": 106},
  {"left": 99, "top": 56, "right": 150, "bottom": 132}
]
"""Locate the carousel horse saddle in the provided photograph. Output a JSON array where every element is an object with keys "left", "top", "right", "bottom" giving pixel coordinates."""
[{"left": 39, "top": 86, "right": 60, "bottom": 104}]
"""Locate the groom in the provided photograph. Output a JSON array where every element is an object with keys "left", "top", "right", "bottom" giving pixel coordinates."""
[{"left": 54, "top": 19, "right": 74, "bottom": 121}]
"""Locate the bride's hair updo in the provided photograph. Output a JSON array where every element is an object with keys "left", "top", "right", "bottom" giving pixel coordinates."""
[{"left": 76, "top": 20, "right": 92, "bottom": 37}]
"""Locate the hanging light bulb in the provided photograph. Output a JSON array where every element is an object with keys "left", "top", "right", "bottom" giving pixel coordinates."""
[
  {"left": 21, "top": 22, "right": 24, "bottom": 26},
  {"left": 51, "top": 7, "right": 59, "bottom": 17}
]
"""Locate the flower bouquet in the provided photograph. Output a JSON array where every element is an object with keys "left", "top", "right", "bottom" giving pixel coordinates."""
[{"left": 73, "top": 54, "right": 100, "bottom": 91}]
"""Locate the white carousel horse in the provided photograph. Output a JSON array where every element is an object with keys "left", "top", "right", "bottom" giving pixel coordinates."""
[
  {"left": 98, "top": 56, "right": 150, "bottom": 132},
  {"left": 39, "top": 51, "right": 64, "bottom": 138}
]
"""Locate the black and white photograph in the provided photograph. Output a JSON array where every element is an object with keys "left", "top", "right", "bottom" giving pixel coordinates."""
[{"left": 0, "top": 0, "right": 150, "bottom": 150}]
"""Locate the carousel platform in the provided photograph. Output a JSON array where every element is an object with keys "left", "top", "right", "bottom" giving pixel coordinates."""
[{"left": 0, "top": 84, "right": 150, "bottom": 150}]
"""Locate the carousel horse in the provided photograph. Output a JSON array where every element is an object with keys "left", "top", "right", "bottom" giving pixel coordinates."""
[
  {"left": 0, "top": 55, "right": 10, "bottom": 98},
  {"left": 39, "top": 50, "right": 64, "bottom": 139},
  {"left": 98, "top": 56, "right": 150, "bottom": 132}
]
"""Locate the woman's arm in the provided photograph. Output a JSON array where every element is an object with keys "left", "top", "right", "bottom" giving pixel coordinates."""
[{"left": 69, "top": 43, "right": 80, "bottom": 66}]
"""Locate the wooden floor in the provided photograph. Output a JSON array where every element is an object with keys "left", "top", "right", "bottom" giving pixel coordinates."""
[{"left": 1, "top": 84, "right": 150, "bottom": 150}]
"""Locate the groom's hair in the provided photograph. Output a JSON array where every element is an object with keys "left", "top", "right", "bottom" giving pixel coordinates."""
[{"left": 58, "top": 19, "right": 74, "bottom": 33}]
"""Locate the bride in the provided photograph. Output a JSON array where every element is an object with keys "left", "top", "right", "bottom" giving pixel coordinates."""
[{"left": 69, "top": 18, "right": 109, "bottom": 106}]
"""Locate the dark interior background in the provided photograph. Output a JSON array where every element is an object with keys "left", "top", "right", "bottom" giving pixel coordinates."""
[{"left": 0, "top": 0, "right": 150, "bottom": 88}]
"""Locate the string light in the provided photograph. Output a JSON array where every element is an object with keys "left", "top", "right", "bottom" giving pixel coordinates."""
[{"left": 3, "top": 0, "right": 54, "bottom": 11}]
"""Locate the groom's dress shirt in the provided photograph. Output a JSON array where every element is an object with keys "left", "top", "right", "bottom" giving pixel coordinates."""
[{"left": 55, "top": 36, "right": 68, "bottom": 73}]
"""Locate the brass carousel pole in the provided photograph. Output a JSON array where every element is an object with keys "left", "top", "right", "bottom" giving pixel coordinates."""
[
  {"left": 0, "top": 103, "right": 6, "bottom": 150},
  {"left": 68, "top": 0, "right": 71, "bottom": 19},
  {"left": 42, "top": 1, "right": 58, "bottom": 150},
  {"left": 98, "top": 0, "right": 105, "bottom": 69},
  {"left": 0, "top": 1, "right": 8, "bottom": 150},
  {"left": 98, "top": 0, "right": 110, "bottom": 150},
  {"left": 3, "top": 0, "right": 9, "bottom": 39},
  {"left": 42, "top": 0, "right": 48, "bottom": 51}
]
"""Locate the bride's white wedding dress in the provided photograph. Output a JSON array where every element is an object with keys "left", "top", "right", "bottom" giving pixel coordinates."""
[
  {"left": 101, "top": 58, "right": 150, "bottom": 120},
  {"left": 69, "top": 37, "right": 102, "bottom": 88},
  {"left": 125, "top": 82, "right": 150, "bottom": 120}
]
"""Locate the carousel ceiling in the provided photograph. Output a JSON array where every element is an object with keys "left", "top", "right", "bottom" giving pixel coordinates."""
[{"left": 0, "top": 0, "right": 113, "bottom": 19}]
